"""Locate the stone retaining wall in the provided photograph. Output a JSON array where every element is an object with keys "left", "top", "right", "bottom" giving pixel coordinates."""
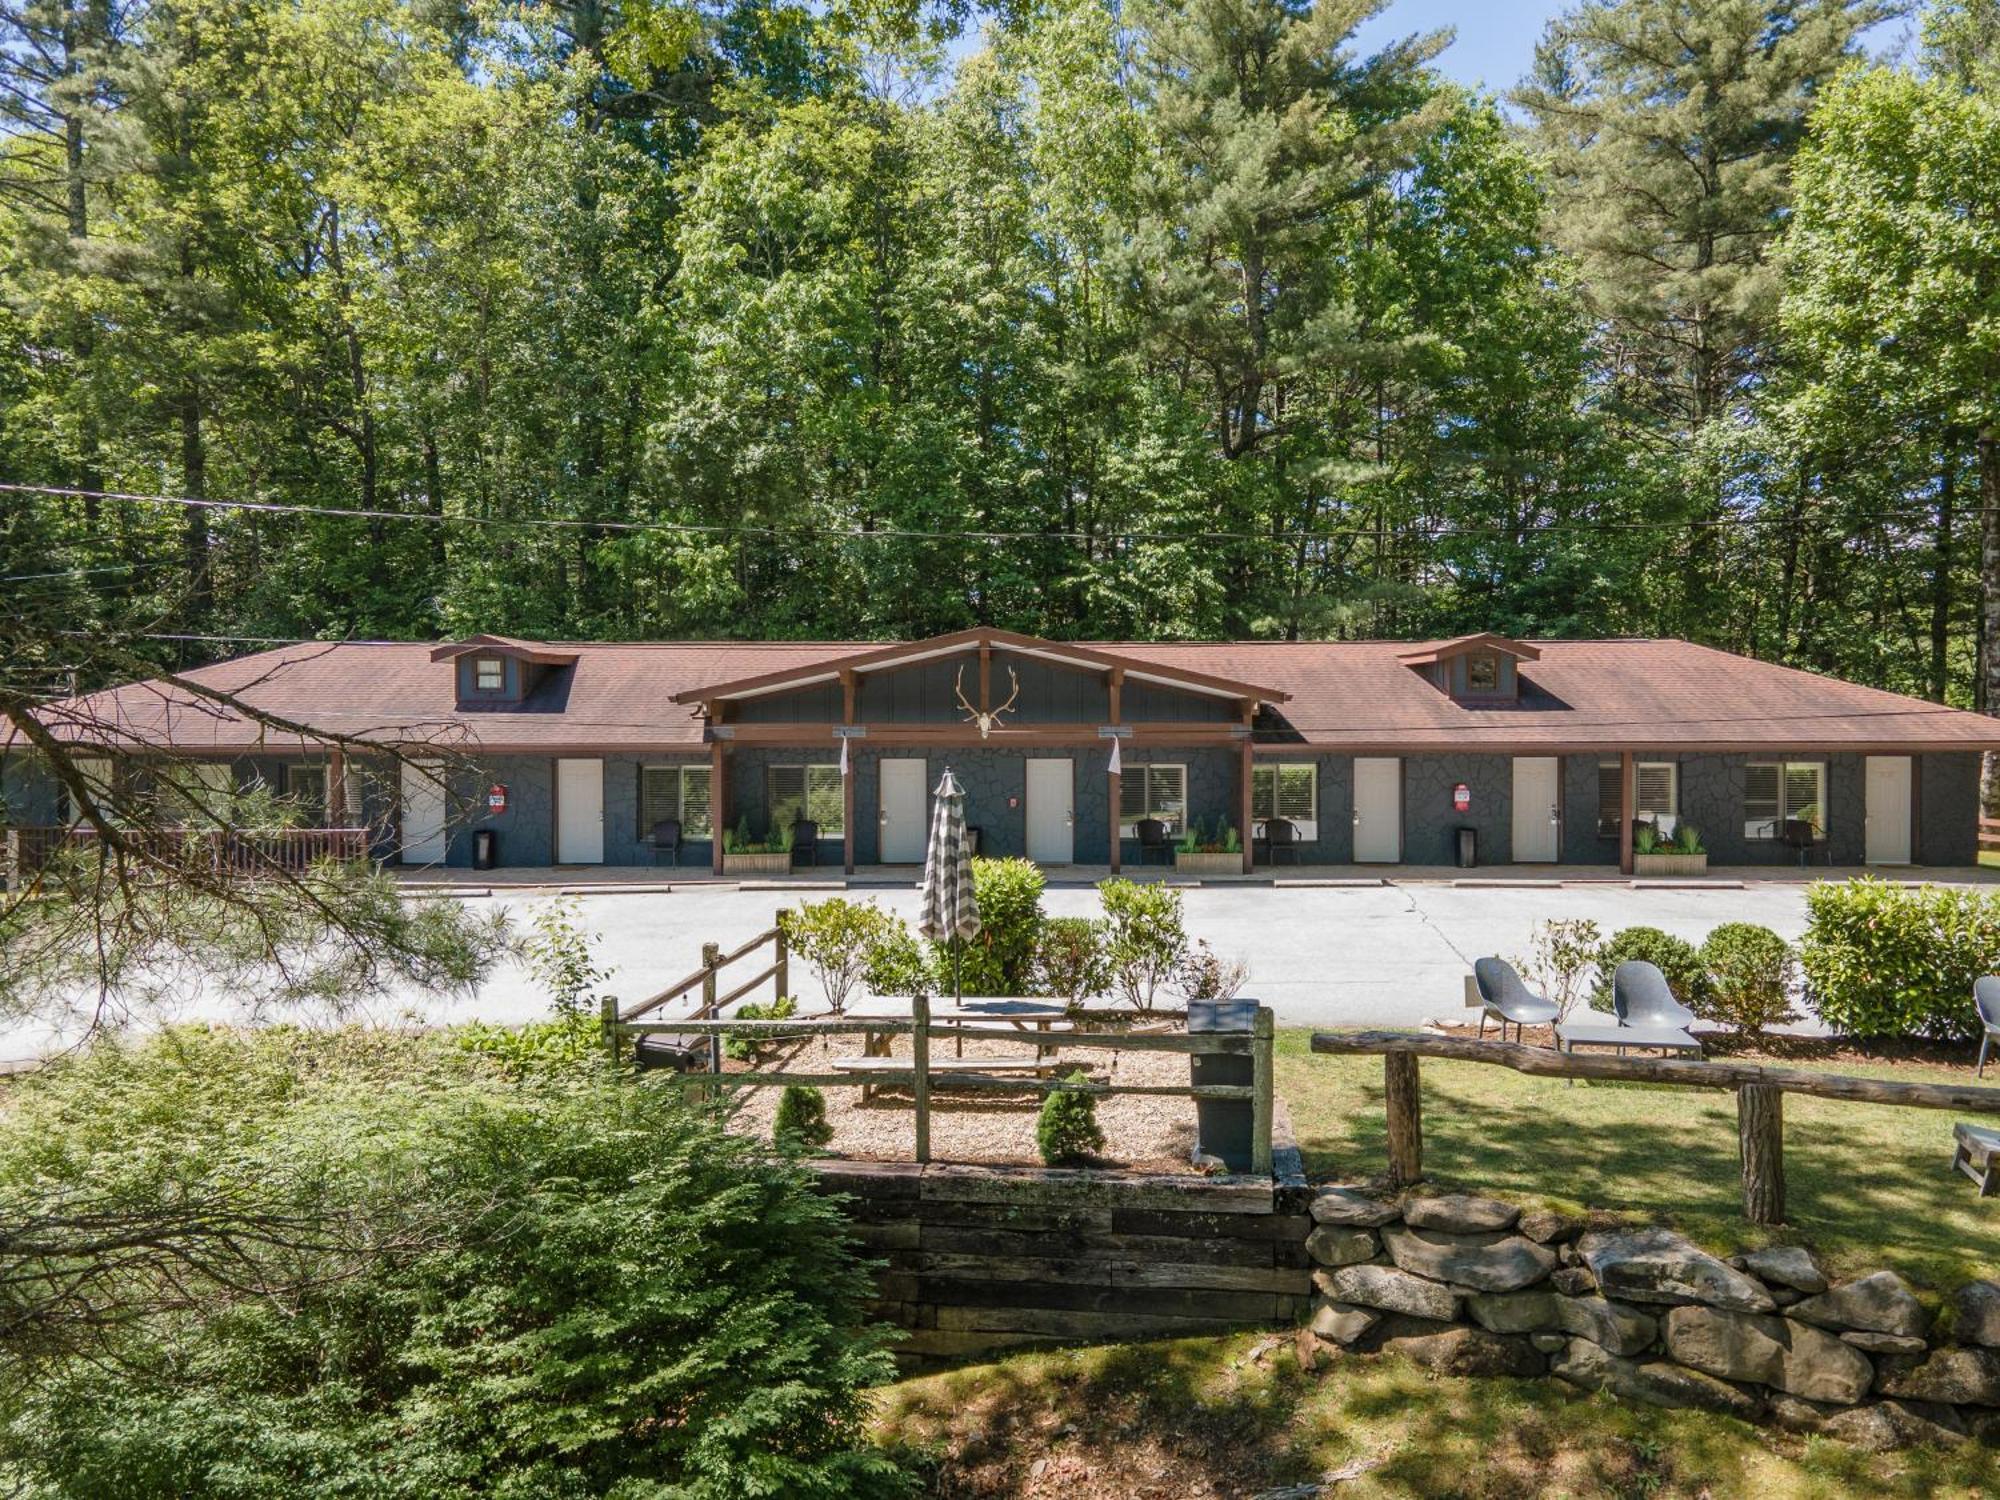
[{"left": 1304, "top": 1186, "right": 2000, "bottom": 1452}]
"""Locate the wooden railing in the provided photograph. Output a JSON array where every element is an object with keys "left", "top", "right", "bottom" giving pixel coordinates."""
[
  {"left": 605, "top": 911, "right": 792, "bottom": 1072},
  {"left": 4, "top": 826, "right": 371, "bottom": 889},
  {"left": 1979, "top": 816, "right": 2000, "bottom": 852},
  {"left": 1311, "top": 1029, "right": 2000, "bottom": 1226},
  {"left": 603, "top": 999, "right": 1276, "bottom": 1173}
]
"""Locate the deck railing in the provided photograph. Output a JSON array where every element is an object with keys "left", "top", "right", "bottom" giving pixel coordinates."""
[
  {"left": 1980, "top": 816, "right": 2000, "bottom": 854},
  {"left": 4, "top": 826, "right": 372, "bottom": 889},
  {"left": 1311, "top": 1029, "right": 2000, "bottom": 1225}
]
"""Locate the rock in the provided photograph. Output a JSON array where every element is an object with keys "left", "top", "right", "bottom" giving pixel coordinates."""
[
  {"left": 1403, "top": 1194, "right": 1521, "bottom": 1234},
  {"left": 1821, "top": 1400, "right": 1968, "bottom": 1453},
  {"left": 1791, "top": 1272, "right": 1927, "bottom": 1339},
  {"left": 1663, "top": 1306, "right": 1874, "bottom": 1405},
  {"left": 1531, "top": 1332, "right": 1568, "bottom": 1354},
  {"left": 1466, "top": 1290, "right": 1559, "bottom": 1334},
  {"left": 1373, "top": 1317, "right": 1547, "bottom": 1378},
  {"left": 1305, "top": 1225, "right": 1379, "bottom": 1267},
  {"left": 1518, "top": 1208, "right": 1584, "bottom": 1244},
  {"left": 1308, "top": 1187, "right": 1400, "bottom": 1227},
  {"left": 1875, "top": 1346, "right": 2000, "bottom": 1407},
  {"left": 1552, "top": 1296, "right": 1658, "bottom": 1358},
  {"left": 1580, "top": 1228, "right": 1775, "bottom": 1313},
  {"left": 1321, "top": 1264, "right": 1460, "bottom": 1322},
  {"left": 1842, "top": 1330, "right": 1929, "bottom": 1356},
  {"left": 1551, "top": 1338, "right": 1761, "bottom": 1418},
  {"left": 1382, "top": 1225, "right": 1556, "bottom": 1294},
  {"left": 1308, "top": 1299, "right": 1380, "bottom": 1346},
  {"left": 1740, "top": 1245, "right": 1828, "bottom": 1295},
  {"left": 1766, "top": 1393, "right": 1838, "bottom": 1433},
  {"left": 1950, "top": 1281, "right": 2000, "bottom": 1349},
  {"left": 1551, "top": 1266, "right": 1598, "bottom": 1297},
  {"left": 1771, "top": 1287, "right": 1804, "bottom": 1308}
]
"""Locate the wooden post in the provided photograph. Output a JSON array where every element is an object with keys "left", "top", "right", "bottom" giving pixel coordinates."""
[
  {"left": 600, "top": 994, "right": 620, "bottom": 1065},
  {"left": 1739, "top": 1083, "right": 1785, "bottom": 1225},
  {"left": 1251, "top": 1005, "right": 1274, "bottom": 1177},
  {"left": 1108, "top": 670, "right": 1122, "bottom": 876},
  {"left": 774, "top": 908, "right": 791, "bottom": 1001},
  {"left": 1619, "top": 749, "right": 1636, "bottom": 876},
  {"left": 701, "top": 941, "right": 722, "bottom": 1075},
  {"left": 710, "top": 737, "right": 727, "bottom": 876},
  {"left": 327, "top": 747, "right": 348, "bottom": 825},
  {"left": 841, "top": 670, "right": 856, "bottom": 876},
  {"left": 913, "top": 992, "right": 931, "bottom": 1164},
  {"left": 1384, "top": 1052, "right": 1423, "bottom": 1186},
  {"left": 1239, "top": 735, "right": 1254, "bottom": 875}
]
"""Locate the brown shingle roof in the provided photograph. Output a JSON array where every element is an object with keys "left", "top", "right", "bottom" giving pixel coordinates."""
[{"left": 21, "top": 636, "right": 2000, "bottom": 755}]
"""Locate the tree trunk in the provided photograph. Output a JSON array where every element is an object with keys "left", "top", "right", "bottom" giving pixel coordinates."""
[
  {"left": 1384, "top": 1053, "right": 1422, "bottom": 1187},
  {"left": 1934, "top": 447, "right": 1955, "bottom": 703},
  {"left": 1981, "top": 425, "right": 2000, "bottom": 814},
  {"left": 1737, "top": 1083, "right": 1785, "bottom": 1226}
]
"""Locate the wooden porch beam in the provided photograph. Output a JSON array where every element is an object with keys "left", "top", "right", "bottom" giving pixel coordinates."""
[
  {"left": 713, "top": 722, "right": 1249, "bottom": 747},
  {"left": 1109, "top": 668, "right": 1123, "bottom": 876},
  {"left": 711, "top": 730, "right": 727, "bottom": 876},
  {"left": 842, "top": 671, "right": 856, "bottom": 876},
  {"left": 1619, "top": 749, "right": 1635, "bottom": 875}
]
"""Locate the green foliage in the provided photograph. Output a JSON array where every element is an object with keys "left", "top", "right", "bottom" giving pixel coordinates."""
[
  {"left": 1590, "top": 926, "right": 1712, "bottom": 1012},
  {"left": 520, "top": 895, "right": 611, "bottom": 1020},
  {"left": 1515, "top": 917, "right": 1603, "bottom": 1022},
  {"left": 1174, "top": 938, "right": 1247, "bottom": 1003},
  {"left": 1175, "top": 818, "right": 1238, "bottom": 855},
  {"left": 784, "top": 899, "right": 911, "bottom": 1013},
  {"left": 1673, "top": 823, "right": 1705, "bottom": 855},
  {"left": 0, "top": 1026, "right": 909, "bottom": 1498},
  {"left": 725, "top": 994, "right": 798, "bottom": 1061},
  {"left": 1031, "top": 916, "right": 1110, "bottom": 1007},
  {"left": 1633, "top": 824, "right": 1662, "bottom": 855},
  {"left": 1097, "top": 878, "right": 1188, "bottom": 1012},
  {"left": 774, "top": 1084, "right": 835, "bottom": 1150},
  {"left": 725, "top": 815, "right": 793, "bottom": 855},
  {"left": 1801, "top": 877, "right": 2000, "bottom": 1041},
  {"left": 951, "top": 857, "right": 1046, "bottom": 996},
  {"left": 1698, "top": 922, "right": 1800, "bottom": 1036},
  {"left": 455, "top": 1012, "right": 601, "bottom": 1075},
  {"left": 1035, "top": 1075, "right": 1105, "bottom": 1165}
]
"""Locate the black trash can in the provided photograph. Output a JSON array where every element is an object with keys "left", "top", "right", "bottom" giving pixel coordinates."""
[
  {"left": 473, "top": 828, "right": 498, "bottom": 870},
  {"left": 965, "top": 826, "right": 983, "bottom": 857},
  {"left": 1455, "top": 826, "right": 1477, "bottom": 868},
  {"left": 1188, "top": 997, "right": 1258, "bottom": 1172}
]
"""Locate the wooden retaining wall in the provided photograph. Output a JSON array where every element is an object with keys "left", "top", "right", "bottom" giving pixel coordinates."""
[{"left": 816, "top": 1161, "right": 1314, "bottom": 1362}]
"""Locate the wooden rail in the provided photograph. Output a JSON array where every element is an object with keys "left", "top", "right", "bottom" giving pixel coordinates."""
[
  {"left": 615, "top": 909, "right": 791, "bottom": 1026},
  {"left": 1980, "top": 816, "right": 2000, "bottom": 851},
  {"left": 5, "top": 826, "right": 370, "bottom": 890},
  {"left": 1311, "top": 1030, "right": 2000, "bottom": 1226}
]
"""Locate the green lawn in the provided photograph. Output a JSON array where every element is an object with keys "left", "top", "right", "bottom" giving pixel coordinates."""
[
  {"left": 1277, "top": 1031, "right": 2000, "bottom": 1294},
  {"left": 873, "top": 1331, "right": 2000, "bottom": 1497}
]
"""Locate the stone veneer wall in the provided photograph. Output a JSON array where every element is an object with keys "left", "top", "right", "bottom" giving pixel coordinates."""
[{"left": 1304, "top": 1186, "right": 2000, "bottom": 1452}]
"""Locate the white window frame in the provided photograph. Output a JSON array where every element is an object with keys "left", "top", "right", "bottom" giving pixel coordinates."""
[
  {"left": 1465, "top": 652, "right": 1500, "bottom": 692},
  {"left": 1251, "top": 762, "right": 1318, "bottom": 840},
  {"left": 285, "top": 763, "right": 329, "bottom": 825},
  {"left": 767, "top": 763, "right": 844, "bottom": 837},
  {"left": 474, "top": 656, "right": 504, "bottom": 691},
  {"left": 1597, "top": 759, "right": 1679, "bottom": 837},
  {"left": 640, "top": 764, "right": 713, "bottom": 839},
  {"left": 1119, "top": 763, "right": 1188, "bottom": 836},
  {"left": 1744, "top": 760, "right": 1826, "bottom": 841}
]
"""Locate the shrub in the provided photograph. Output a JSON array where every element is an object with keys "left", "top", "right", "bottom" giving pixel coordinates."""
[
  {"left": 456, "top": 1012, "right": 600, "bottom": 1074},
  {"left": 725, "top": 994, "right": 798, "bottom": 1061},
  {"left": 1697, "top": 923, "right": 1799, "bottom": 1037},
  {"left": 520, "top": 895, "right": 610, "bottom": 1020},
  {"left": 1097, "top": 878, "right": 1189, "bottom": 1012},
  {"left": 862, "top": 916, "right": 933, "bottom": 997},
  {"left": 774, "top": 1083, "right": 834, "bottom": 1149},
  {"left": 1801, "top": 877, "right": 2000, "bottom": 1041},
  {"left": 1175, "top": 938, "right": 1248, "bottom": 1003},
  {"left": 0, "top": 1026, "right": 907, "bottom": 1499},
  {"left": 950, "top": 857, "right": 1046, "bottom": 995},
  {"left": 1513, "top": 917, "right": 1601, "bottom": 1022},
  {"left": 784, "top": 898, "right": 906, "bottom": 1013},
  {"left": 1590, "top": 925, "right": 1712, "bottom": 1012},
  {"left": 1031, "top": 916, "right": 1110, "bottom": 1007},
  {"left": 1035, "top": 1075, "right": 1105, "bottom": 1165}
]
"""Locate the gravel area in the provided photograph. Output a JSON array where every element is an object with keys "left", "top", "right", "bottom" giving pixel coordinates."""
[{"left": 724, "top": 1029, "right": 1200, "bottom": 1172}]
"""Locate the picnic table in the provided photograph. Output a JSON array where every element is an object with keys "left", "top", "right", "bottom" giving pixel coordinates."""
[
  {"left": 841, "top": 997, "right": 1078, "bottom": 1100},
  {"left": 1554, "top": 1018, "right": 1704, "bottom": 1060}
]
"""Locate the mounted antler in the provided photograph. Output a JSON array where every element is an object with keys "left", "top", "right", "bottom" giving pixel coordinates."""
[{"left": 954, "top": 664, "right": 1021, "bottom": 740}]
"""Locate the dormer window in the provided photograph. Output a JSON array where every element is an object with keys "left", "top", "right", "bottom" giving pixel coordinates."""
[
  {"left": 1397, "top": 633, "right": 1538, "bottom": 703},
  {"left": 475, "top": 657, "right": 504, "bottom": 691},
  {"left": 1465, "top": 653, "right": 1499, "bottom": 693}
]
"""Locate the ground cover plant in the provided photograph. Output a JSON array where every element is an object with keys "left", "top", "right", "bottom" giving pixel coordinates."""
[{"left": 0, "top": 1026, "right": 908, "bottom": 1499}]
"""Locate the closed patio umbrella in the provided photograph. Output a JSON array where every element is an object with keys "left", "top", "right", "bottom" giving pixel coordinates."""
[{"left": 917, "top": 766, "right": 981, "bottom": 1002}]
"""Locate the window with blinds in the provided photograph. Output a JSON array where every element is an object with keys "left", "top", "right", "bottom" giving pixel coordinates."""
[
  {"left": 1745, "top": 761, "right": 1824, "bottom": 839},
  {"left": 1252, "top": 764, "right": 1317, "bottom": 834},
  {"left": 767, "top": 764, "right": 844, "bottom": 836},
  {"left": 286, "top": 765, "right": 328, "bottom": 824},
  {"left": 1119, "top": 764, "right": 1188, "bottom": 833},
  {"left": 640, "top": 765, "right": 713, "bottom": 838},
  {"left": 1596, "top": 760, "right": 1677, "bottom": 837}
]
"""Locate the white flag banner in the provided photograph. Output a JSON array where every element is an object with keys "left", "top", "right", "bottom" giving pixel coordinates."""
[
  {"left": 1107, "top": 736, "right": 1121, "bottom": 776},
  {"left": 839, "top": 735, "right": 849, "bottom": 777}
]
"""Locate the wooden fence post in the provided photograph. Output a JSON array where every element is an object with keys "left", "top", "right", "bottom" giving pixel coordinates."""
[
  {"left": 1251, "top": 1005, "right": 1274, "bottom": 1177},
  {"left": 1385, "top": 1052, "right": 1423, "bottom": 1187},
  {"left": 912, "top": 992, "right": 931, "bottom": 1165},
  {"left": 600, "top": 994, "right": 620, "bottom": 1065},
  {"left": 1738, "top": 1083, "right": 1785, "bottom": 1225},
  {"left": 773, "top": 909, "right": 791, "bottom": 1003},
  {"left": 701, "top": 942, "right": 722, "bottom": 1075}
]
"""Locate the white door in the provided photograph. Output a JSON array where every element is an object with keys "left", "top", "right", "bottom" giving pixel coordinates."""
[
  {"left": 1353, "top": 757, "right": 1401, "bottom": 863},
  {"left": 878, "top": 758, "right": 927, "bottom": 863},
  {"left": 400, "top": 759, "right": 448, "bottom": 865},
  {"left": 1511, "top": 757, "right": 1560, "bottom": 863},
  {"left": 1025, "top": 758, "right": 1075, "bottom": 865},
  {"left": 1866, "top": 755, "right": 1913, "bottom": 865},
  {"left": 555, "top": 757, "right": 605, "bottom": 864}
]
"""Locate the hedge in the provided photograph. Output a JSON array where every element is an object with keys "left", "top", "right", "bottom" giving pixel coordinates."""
[{"left": 1801, "top": 877, "right": 2000, "bottom": 1042}]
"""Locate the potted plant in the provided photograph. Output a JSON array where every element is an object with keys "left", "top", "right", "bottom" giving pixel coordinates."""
[
  {"left": 1633, "top": 821, "right": 1708, "bottom": 877},
  {"left": 722, "top": 815, "right": 795, "bottom": 877},
  {"left": 1172, "top": 817, "right": 1243, "bottom": 876}
]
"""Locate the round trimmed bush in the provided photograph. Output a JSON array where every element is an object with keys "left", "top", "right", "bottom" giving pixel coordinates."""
[
  {"left": 1590, "top": 926, "right": 1712, "bottom": 1012},
  {"left": 1698, "top": 922, "right": 1799, "bottom": 1037},
  {"left": 1035, "top": 1076, "right": 1104, "bottom": 1165},
  {"left": 774, "top": 1083, "right": 834, "bottom": 1149}
]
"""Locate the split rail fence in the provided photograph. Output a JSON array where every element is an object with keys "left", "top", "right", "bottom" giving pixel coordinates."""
[
  {"left": 1312, "top": 1030, "right": 2000, "bottom": 1225},
  {"left": 604, "top": 910, "right": 793, "bottom": 1072}
]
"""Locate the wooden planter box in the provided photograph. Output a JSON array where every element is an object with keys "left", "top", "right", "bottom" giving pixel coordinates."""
[
  {"left": 1174, "top": 850, "right": 1244, "bottom": 876},
  {"left": 1633, "top": 851, "right": 1708, "bottom": 877},
  {"left": 723, "top": 850, "right": 795, "bottom": 878}
]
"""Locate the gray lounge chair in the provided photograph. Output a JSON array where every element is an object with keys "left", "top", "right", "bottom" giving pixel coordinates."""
[
  {"left": 1612, "top": 960, "right": 1698, "bottom": 1031},
  {"left": 1976, "top": 977, "right": 2000, "bottom": 1078},
  {"left": 1473, "top": 957, "right": 1559, "bottom": 1042}
]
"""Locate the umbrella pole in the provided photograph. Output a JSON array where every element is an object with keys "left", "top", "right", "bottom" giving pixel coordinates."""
[{"left": 953, "top": 937, "right": 963, "bottom": 1004}]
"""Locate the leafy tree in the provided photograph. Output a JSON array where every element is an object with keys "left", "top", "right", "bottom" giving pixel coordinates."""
[{"left": 1097, "top": 877, "right": 1188, "bottom": 1012}]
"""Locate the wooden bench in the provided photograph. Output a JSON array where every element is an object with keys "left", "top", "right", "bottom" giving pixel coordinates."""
[
  {"left": 830, "top": 1052, "right": 1080, "bottom": 1101},
  {"left": 1953, "top": 1121, "right": 2000, "bottom": 1196}
]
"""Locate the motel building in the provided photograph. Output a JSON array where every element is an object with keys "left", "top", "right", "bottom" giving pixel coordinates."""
[{"left": 6, "top": 629, "right": 1998, "bottom": 878}]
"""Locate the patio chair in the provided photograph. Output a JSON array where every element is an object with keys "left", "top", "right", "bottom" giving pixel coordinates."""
[
  {"left": 1975, "top": 976, "right": 2000, "bottom": 1077},
  {"left": 1136, "top": 818, "right": 1172, "bottom": 866},
  {"left": 1611, "top": 960, "right": 1698, "bottom": 1031},
  {"left": 1472, "top": 956, "right": 1559, "bottom": 1042},
  {"left": 1781, "top": 819, "right": 1833, "bottom": 868},
  {"left": 1258, "top": 818, "right": 1300, "bottom": 867},
  {"left": 648, "top": 819, "right": 683, "bottom": 867},
  {"left": 790, "top": 818, "right": 820, "bottom": 868}
]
